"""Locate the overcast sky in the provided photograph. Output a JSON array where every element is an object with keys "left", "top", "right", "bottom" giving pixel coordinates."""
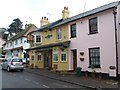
[{"left": 0, "top": 0, "right": 118, "bottom": 28}]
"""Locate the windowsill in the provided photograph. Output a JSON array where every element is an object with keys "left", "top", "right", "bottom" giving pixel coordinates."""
[
  {"left": 35, "top": 42, "right": 42, "bottom": 44},
  {"left": 70, "top": 37, "right": 76, "bottom": 39},
  {"left": 52, "top": 61, "right": 59, "bottom": 63},
  {"left": 60, "top": 61, "right": 67, "bottom": 63},
  {"left": 38, "top": 60, "right": 42, "bottom": 62},
  {"left": 88, "top": 65, "right": 101, "bottom": 68},
  {"left": 88, "top": 32, "right": 98, "bottom": 35}
]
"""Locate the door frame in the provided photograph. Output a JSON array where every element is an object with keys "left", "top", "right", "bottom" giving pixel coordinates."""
[
  {"left": 44, "top": 49, "right": 52, "bottom": 69},
  {"left": 71, "top": 49, "right": 77, "bottom": 71}
]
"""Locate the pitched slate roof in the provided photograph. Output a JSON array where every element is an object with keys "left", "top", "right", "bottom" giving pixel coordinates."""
[
  {"left": 37, "top": 1, "right": 119, "bottom": 31},
  {"left": 28, "top": 1, "right": 119, "bottom": 34},
  {"left": 53, "top": 1, "right": 119, "bottom": 27},
  {"left": 8, "top": 24, "right": 36, "bottom": 42}
]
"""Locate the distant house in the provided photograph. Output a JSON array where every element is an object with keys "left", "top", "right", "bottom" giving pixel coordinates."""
[
  {"left": 0, "top": 38, "right": 5, "bottom": 48},
  {"left": 2, "top": 24, "right": 37, "bottom": 59}
]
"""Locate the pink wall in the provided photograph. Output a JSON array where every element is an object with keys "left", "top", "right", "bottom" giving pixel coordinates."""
[{"left": 68, "top": 9, "right": 117, "bottom": 76}]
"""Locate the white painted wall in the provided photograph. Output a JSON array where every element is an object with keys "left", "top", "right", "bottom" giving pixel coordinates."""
[
  {"left": 3, "top": 37, "right": 30, "bottom": 58},
  {"left": 68, "top": 9, "right": 117, "bottom": 76}
]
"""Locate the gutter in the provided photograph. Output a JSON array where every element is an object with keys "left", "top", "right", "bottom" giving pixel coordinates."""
[{"left": 113, "top": 7, "right": 118, "bottom": 77}]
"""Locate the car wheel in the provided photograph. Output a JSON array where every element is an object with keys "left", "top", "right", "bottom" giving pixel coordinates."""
[
  {"left": 20, "top": 69, "right": 23, "bottom": 72},
  {"left": 7, "top": 67, "right": 11, "bottom": 72}
]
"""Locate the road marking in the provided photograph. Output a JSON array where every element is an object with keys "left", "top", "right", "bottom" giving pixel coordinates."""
[
  {"left": 53, "top": 83, "right": 70, "bottom": 88},
  {"left": 42, "top": 85, "right": 49, "bottom": 88},
  {"left": 33, "top": 81, "right": 39, "bottom": 85},
  {"left": 25, "top": 78, "right": 29, "bottom": 81}
]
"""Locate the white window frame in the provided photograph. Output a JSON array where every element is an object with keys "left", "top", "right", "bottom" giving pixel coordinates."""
[
  {"left": 53, "top": 52, "right": 58, "bottom": 62},
  {"left": 57, "top": 28, "right": 62, "bottom": 40},
  {"left": 15, "top": 40, "right": 18, "bottom": 45},
  {"left": 10, "top": 42, "right": 12, "bottom": 46},
  {"left": 61, "top": 51, "right": 67, "bottom": 62},
  {"left": 20, "top": 38, "right": 23, "bottom": 43},
  {"left": 38, "top": 52, "right": 42, "bottom": 61},
  {"left": 35, "top": 34, "right": 42, "bottom": 43}
]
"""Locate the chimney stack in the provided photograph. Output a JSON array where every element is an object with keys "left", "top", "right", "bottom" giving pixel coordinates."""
[
  {"left": 25, "top": 24, "right": 28, "bottom": 29},
  {"left": 62, "top": 7, "right": 70, "bottom": 19},
  {"left": 40, "top": 16, "right": 50, "bottom": 27}
]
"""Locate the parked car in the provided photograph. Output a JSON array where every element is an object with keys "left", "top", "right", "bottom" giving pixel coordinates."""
[
  {"left": 0, "top": 58, "right": 7, "bottom": 66},
  {"left": 1, "top": 58, "right": 24, "bottom": 72}
]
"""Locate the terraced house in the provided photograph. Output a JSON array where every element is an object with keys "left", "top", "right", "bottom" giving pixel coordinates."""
[
  {"left": 27, "top": 7, "right": 70, "bottom": 71},
  {"left": 27, "top": 1, "right": 120, "bottom": 78},
  {"left": 3, "top": 24, "right": 37, "bottom": 59}
]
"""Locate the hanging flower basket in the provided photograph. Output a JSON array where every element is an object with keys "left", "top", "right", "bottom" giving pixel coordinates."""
[
  {"left": 80, "top": 52, "right": 84, "bottom": 55},
  {"left": 109, "top": 66, "right": 116, "bottom": 70},
  {"left": 80, "top": 58, "right": 84, "bottom": 61}
]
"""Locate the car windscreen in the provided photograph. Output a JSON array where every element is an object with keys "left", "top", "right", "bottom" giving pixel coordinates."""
[{"left": 12, "top": 59, "right": 22, "bottom": 62}]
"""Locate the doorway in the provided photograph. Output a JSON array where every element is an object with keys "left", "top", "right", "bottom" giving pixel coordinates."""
[
  {"left": 72, "top": 49, "right": 77, "bottom": 71},
  {"left": 44, "top": 50, "right": 52, "bottom": 69}
]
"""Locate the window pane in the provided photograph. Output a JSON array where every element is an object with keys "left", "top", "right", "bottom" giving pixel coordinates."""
[
  {"left": 71, "top": 24, "right": 76, "bottom": 38},
  {"left": 89, "top": 17, "right": 98, "bottom": 34},
  {"left": 57, "top": 29, "right": 62, "bottom": 40},
  {"left": 61, "top": 53, "right": 66, "bottom": 61},
  {"left": 36, "top": 35, "right": 41, "bottom": 42},
  {"left": 53, "top": 54, "right": 58, "bottom": 61},
  {"left": 89, "top": 47, "right": 100, "bottom": 67}
]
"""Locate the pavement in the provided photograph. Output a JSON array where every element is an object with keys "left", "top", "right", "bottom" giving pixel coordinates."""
[{"left": 24, "top": 67, "right": 120, "bottom": 90}]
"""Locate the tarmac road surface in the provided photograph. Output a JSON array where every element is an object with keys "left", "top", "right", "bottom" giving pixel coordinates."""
[{"left": 2, "top": 68, "right": 93, "bottom": 89}]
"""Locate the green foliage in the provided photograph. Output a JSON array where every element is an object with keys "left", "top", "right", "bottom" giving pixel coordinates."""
[
  {"left": 0, "top": 28, "right": 8, "bottom": 40},
  {"left": 8, "top": 18, "right": 23, "bottom": 35}
]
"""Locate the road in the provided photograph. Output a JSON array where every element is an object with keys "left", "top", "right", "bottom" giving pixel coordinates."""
[{"left": 2, "top": 68, "right": 93, "bottom": 89}]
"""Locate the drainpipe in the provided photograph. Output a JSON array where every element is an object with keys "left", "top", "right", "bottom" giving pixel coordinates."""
[{"left": 113, "top": 8, "right": 118, "bottom": 77}]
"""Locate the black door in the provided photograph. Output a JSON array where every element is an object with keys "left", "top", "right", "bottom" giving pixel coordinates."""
[{"left": 72, "top": 49, "right": 77, "bottom": 71}]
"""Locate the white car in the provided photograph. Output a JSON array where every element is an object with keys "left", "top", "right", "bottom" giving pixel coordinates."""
[{"left": 1, "top": 58, "right": 24, "bottom": 72}]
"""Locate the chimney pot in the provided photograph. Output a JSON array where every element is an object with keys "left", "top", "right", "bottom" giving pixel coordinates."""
[
  {"left": 64, "top": 7, "right": 66, "bottom": 10},
  {"left": 66, "top": 7, "right": 68, "bottom": 10},
  {"left": 44, "top": 16, "right": 46, "bottom": 19},
  {"left": 62, "top": 6, "right": 70, "bottom": 19}
]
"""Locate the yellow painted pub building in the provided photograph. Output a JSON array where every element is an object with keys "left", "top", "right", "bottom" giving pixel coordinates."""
[{"left": 26, "top": 7, "right": 70, "bottom": 71}]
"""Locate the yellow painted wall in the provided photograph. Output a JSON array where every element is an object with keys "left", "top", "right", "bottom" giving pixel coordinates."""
[
  {"left": 28, "top": 23, "right": 69, "bottom": 71},
  {"left": 29, "top": 50, "right": 35, "bottom": 66},
  {"left": 42, "top": 24, "right": 68, "bottom": 45},
  {"left": 52, "top": 47, "right": 69, "bottom": 71},
  {"left": 35, "top": 53, "right": 44, "bottom": 68}
]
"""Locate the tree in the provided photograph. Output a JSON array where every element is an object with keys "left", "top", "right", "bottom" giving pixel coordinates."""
[
  {"left": 0, "top": 28, "right": 8, "bottom": 40},
  {"left": 8, "top": 18, "right": 23, "bottom": 35}
]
